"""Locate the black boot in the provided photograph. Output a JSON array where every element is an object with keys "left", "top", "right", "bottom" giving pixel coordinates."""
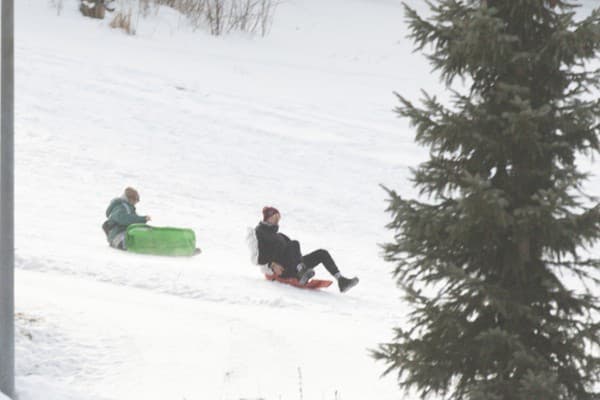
[
  {"left": 297, "top": 263, "right": 315, "bottom": 285},
  {"left": 338, "top": 276, "right": 359, "bottom": 293}
]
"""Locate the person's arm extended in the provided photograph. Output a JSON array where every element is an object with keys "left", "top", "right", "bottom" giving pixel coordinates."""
[{"left": 110, "top": 204, "right": 148, "bottom": 226}]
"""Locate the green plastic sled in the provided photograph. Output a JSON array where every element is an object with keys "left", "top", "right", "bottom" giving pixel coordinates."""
[{"left": 126, "top": 224, "right": 197, "bottom": 257}]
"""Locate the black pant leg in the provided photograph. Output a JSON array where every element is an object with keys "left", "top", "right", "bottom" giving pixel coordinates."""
[{"left": 301, "top": 249, "right": 340, "bottom": 277}]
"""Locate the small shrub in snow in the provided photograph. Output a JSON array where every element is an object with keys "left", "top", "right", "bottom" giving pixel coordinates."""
[
  {"left": 79, "top": 0, "right": 115, "bottom": 19},
  {"left": 158, "top": 0, "right": 277, "bottom": 37},
  {"left": 80, "top": 0, "right": 276, "bottom": 37},
  {"left": 167, "top": 0, "right": 207, "bottom": 27},
  {"left": 109, "top": 9, "right": 135, "bottom": 35}
]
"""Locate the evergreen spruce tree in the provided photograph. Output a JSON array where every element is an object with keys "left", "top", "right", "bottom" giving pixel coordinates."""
[{"left": 376, "top": 1, "right": 600, "bottom": 399}]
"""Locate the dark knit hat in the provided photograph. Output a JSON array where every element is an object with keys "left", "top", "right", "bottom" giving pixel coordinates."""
[
  {"left": 262, "top": 206, "right": 280, "bottom": 221},
  {"left": 124, "top": 187, "right": 140, "bottom": 203}
]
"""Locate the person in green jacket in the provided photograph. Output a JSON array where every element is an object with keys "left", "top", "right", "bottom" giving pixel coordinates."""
[{"left": 103, "top": 187, "right": 151, "bottom": 250}]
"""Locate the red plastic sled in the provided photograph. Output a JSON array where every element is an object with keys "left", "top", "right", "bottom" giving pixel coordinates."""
[{"left": 265, "top": 274, "right": 333, "bottom": 290}]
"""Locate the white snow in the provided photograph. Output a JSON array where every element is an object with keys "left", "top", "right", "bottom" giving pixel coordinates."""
[
  {"left": 14, "top": 0, "right": 429, "bottom": 398},
  {"left": 10, "top": 0, "right": 600, "bottom": 399}
]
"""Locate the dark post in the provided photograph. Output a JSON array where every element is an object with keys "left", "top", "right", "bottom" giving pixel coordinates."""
[{"left": 0, "top": 0, "right": 15, "bottom": 397}]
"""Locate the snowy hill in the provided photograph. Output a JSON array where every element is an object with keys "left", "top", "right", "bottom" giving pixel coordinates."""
[
  {"left": 15, "top": 0, "right": 430, "bottom": 398},
  {"left": 11, "top": 0, "right": 600, "bottom": 399}
]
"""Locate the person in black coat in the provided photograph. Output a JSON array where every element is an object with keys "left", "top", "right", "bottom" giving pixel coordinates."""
[{"left": 255, "top": 206, "right": 359, "bottom": 293}]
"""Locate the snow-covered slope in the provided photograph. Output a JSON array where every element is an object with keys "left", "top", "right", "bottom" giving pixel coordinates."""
[
  {"left": 14, "top": 0, "right": 432, "bottom": 399},
  {"left": 11, "top": 0, "right": 600, "bottom": 399}
]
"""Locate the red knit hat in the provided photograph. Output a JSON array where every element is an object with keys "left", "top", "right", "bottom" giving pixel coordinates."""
[{"left": 262, "top": 206, "right": 280, "bottom": 221}]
